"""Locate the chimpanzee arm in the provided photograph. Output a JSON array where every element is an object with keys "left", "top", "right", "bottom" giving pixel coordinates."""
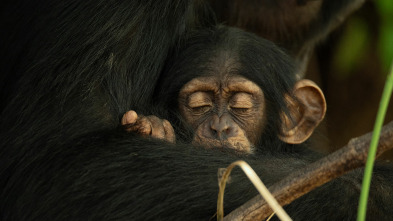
[
  {"left": 0, "top": 131, "right": 302, "bottom": 220},
  {"left": 2, "top": 130, "right": 392, "bottom": 220}
]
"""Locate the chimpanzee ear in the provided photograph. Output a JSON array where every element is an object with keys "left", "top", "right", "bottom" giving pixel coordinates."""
[{"left": 279, "top": 79, "right": 326, "bottom": 144}]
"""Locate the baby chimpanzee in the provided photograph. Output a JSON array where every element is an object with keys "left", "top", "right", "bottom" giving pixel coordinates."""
[{"left": 122, "top": 26, "right": 326, "bottom": 154}]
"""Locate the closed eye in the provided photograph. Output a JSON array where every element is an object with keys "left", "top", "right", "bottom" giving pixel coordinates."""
[
  {"left": 230, "top": 107, "right": 250, "bottom": 114},
  {"left": 191, "top": 105, "right": 212, "bottom": 114},
  {"left": 229, "top": 92, "right": 254, "bottom": 112},
  {"left": 187, "top": 91, "right": 212, "bottom": 114}
]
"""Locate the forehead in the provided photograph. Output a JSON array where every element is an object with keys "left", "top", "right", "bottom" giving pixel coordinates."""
[{"left": 180, "top": 75, "right": 262, "bottom": 95}]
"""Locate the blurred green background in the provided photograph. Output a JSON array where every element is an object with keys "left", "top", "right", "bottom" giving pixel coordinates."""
[
  {"left": 306, "top": 0, "right": 393, "bottom": 159},
  {"left": 334, "top": 0, "right": 392, "bottom": 77}
]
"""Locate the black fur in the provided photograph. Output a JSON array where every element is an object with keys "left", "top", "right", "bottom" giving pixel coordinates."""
[
  {"left": 0, "top": 1, "right": 392, "bottom": 220},
  {"left": 155, "top": 26, "right": 297, "bottom": 152},
  {"left": 209, "top": 0, "right": 359, "bottom": 54}
]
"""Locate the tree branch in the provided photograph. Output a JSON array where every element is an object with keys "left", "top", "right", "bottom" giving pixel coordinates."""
[{"left": 224, "top": 121, "right": 393, "bottom": 221}]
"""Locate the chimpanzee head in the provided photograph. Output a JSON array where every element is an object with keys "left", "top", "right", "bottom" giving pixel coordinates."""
[{"left": 156, "top": 26, "right": 326, "bottom": 153}]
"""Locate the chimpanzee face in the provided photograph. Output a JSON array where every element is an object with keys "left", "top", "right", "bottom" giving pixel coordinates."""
[
  {"left": 178, "top": 74, "right": 266, "bottom": 152},
  {"left": 178, "top": 74, "right": 327, "bottom": 153}
]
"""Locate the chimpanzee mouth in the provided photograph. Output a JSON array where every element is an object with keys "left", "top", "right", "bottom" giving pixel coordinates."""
[{"left": 192, "top": 135, "right": 252, "bottom": 153}]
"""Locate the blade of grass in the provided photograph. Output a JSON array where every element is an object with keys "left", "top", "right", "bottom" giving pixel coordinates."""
[
  {"left": 357, "top": 59, "right": 393, "bottom": 221},
  {"left": 217, "top": 160, "right": 291, "bottom": 221}
]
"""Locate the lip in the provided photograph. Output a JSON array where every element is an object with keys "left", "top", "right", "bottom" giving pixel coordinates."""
[{"left": 193, "top": 135, "right": 251, "bottom": 152}]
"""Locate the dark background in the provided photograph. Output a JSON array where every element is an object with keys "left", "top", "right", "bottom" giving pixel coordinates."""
[{"left": 306, "top": 0, "right": 393, "bottom": 158}]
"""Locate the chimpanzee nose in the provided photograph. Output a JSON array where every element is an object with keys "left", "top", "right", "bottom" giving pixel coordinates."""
[{"left": 210, "top": 115, "right": 236, "bottom": 139}]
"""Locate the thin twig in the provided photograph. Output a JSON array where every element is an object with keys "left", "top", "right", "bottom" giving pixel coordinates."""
[{"left": 224, "top": 121, "right": 393, "bottom": 221}]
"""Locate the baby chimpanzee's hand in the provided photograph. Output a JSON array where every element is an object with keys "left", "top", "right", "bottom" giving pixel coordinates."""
[{"left": 121, "top": 110, "right": 175, "bottom": 143}]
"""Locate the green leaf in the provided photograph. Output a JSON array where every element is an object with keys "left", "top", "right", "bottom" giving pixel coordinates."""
[{"left": 333, "top": 18, "right": 369, "bottom": 79}]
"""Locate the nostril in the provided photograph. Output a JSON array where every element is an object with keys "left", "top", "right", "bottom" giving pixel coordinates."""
[
  {"left": 210, "top": 124, "right": 217, "bottom": 133},
  {"left": 209, "top": 115, "right": 236, "bottom": 139},
  {"left": 211, "top": 126, "right": 233, "bottom": 139},
  {"left": 221, "top": 126, "right": 228, "bottom": 134},
  {"left": 225, "top": 126, "right": 238, "bottom": 138},
  {"left": 211, "top": 127, "right": 218, "bottom": 136}
]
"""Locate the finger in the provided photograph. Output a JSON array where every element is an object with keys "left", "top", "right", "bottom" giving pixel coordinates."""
[
  {"left": 163, "top": 119, "right": 176, "bottom": 143},
  {"left": 147, "top": 116, "right": 166, "bottom": 140},
  {"left": 136, "top": 117, "right": 153, "bottom": 135},
  {"left": 124, "top": 116, "right": 152, "bottom": 135},
  {"left": 121, "top": 110, "right": 138, "bottom": 126}
]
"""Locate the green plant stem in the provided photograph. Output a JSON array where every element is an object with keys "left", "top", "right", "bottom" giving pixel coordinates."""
[{"left": 357, "top": 60, "right": 393, "bottom": 221}]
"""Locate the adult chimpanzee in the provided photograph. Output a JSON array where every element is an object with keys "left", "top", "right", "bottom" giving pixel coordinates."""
[{"left": 1, "top": 1, "right": 392, "bottom": 221}]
